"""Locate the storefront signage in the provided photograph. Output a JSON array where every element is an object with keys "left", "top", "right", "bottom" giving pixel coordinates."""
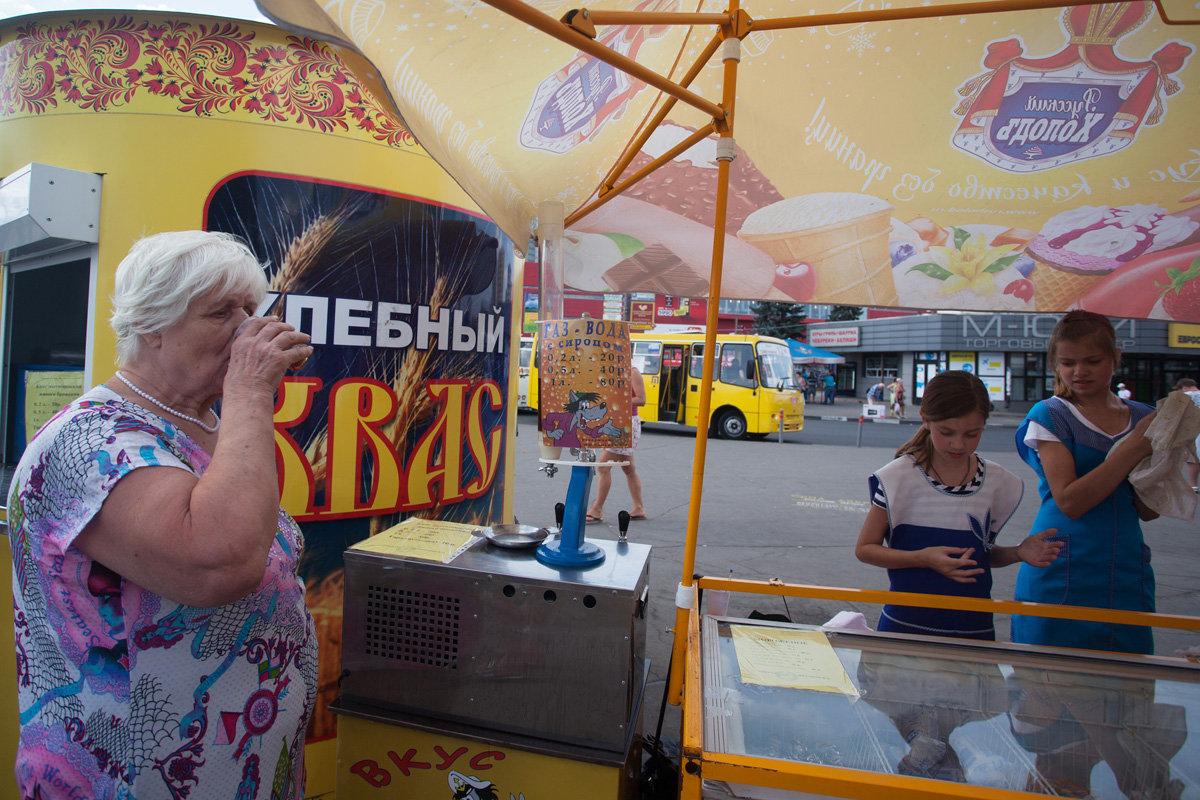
[
  {"left": 1169, "top": 323, "right": 1200, "bottom": 349},
  {"left": 977, "top": 352, "right": 1005, "bottom": 377},
  {"left": 602, "top": 292, "right": 624, "bottom": 321},
  {"left": 629, "top": 294, "right": 655, "bottom": 329},
  {"left": 960, "top": 314, "right": 1137, "bottom": 351},
  {"left": 981, "top": 376, "right": 1006, "bottom": 401},
  {"left": 810, "top": 326, "right": 860, "bottom": 348},
  {"left": 949, "top": 352, "right": 976, "bottom": 373}
]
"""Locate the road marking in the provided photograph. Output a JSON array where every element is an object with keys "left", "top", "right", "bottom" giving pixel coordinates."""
[{"left": 793, "top": 495, "right": 869, "bottom": 513}]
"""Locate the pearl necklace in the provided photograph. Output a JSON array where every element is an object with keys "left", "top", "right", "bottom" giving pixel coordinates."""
[{"left": 115, "top": 371, "right": 220, "bottom": 434}]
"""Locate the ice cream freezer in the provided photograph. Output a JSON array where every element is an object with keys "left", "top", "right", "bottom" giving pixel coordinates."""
[
  {"left": 698, "top": 616, "right": 1200, "bottom": 800},
  {"left": 333, "top": 532, "right": 651, "bottom": 799}
]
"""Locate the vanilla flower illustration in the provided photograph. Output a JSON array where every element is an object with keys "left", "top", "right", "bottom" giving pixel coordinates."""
[{"left": 917, "top": 233, "right": 1019, "bottom": 296}]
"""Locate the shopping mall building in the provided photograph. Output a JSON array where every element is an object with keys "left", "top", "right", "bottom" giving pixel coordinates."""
[{"left": 807, "top": 313, "right": 1200, "bottom": 410}]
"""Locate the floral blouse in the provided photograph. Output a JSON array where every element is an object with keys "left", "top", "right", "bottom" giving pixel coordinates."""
[{"left": 7, "top": 386, "right": 317, "bottom": 799}]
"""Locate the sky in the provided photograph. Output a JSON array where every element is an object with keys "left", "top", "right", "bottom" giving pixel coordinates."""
[{"left": 0, "top": 0, "right": 269, "bottom": 23}]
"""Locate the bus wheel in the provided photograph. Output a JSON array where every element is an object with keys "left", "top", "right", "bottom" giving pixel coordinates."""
[{"left": 717, "top": 409, "right": 747, "bottom": 440}]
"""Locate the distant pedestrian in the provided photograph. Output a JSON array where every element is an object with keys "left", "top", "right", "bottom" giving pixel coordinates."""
[
  {"left": 823, "top": 371, "right": 837, "bottom": 405},
  {"left": 796, "top": 371, "right": 808, "bottom": 400},
  {"left": 1117, "top": 382, "right": 1132, "bottom": 400},
  {"left": 889, "top": 378, "right": 906, "bottom": 419},
  {"left": 866, "top": 381, "right": 886, "bottom": 404},
  {"left": 803, "top": 369, "right": 817, "bottom": 404}
]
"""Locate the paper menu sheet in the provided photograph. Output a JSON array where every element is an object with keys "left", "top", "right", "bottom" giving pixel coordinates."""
[
  {"left": 730, "top": 626, "right": 860, "bottom": 697},
  {"left": 351, "top": 518, "right": 480, "bottom": 563}
]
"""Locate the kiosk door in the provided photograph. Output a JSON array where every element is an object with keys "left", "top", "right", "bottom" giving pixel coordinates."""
[
  {"left": 658, "top": 344, "right": 686, "bottom": 423},
  {"left": 3, "top": 257, "right": 90, "bottom": 466}
]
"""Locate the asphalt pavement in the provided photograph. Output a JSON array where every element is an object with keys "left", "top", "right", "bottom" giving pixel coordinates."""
[{"left": 510, "top": 412, "right": 1200, "bottom": 740}]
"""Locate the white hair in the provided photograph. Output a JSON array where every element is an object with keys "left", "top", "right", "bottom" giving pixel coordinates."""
[{"left": 110, "top": 231, "right": 269, "bottom": 365}]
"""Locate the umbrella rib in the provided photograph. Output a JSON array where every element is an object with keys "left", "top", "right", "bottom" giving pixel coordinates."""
[
  {"left": 477, "top": 0, "right": 724, "bottom": 120},
  {"left": 565, "top": 121, "right": 719, "bottom": 227},
  {"left": 597, "top": 30, "right": 725, "bottom": 196}
]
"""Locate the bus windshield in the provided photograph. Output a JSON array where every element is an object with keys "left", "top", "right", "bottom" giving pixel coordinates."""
[{"left": 757, "top": 342, "right": 797, "bottom": 390}]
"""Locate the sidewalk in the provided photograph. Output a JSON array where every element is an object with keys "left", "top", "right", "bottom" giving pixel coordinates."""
[{"left": 803, "top": 395, "right": 1027, "bottom": 427}]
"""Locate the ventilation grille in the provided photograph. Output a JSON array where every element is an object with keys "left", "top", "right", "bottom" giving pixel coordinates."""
[{"left": 364, "top": 585, "right": 461, "bottom": 668}]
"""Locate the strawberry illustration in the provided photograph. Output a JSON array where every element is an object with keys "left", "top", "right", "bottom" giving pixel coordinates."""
[
  {"left": 1003, "top": 278, "right": 1034, "bottom": 303},
  {"left": 1158, "top": 258, "right": 1200, "bottom": 320}
]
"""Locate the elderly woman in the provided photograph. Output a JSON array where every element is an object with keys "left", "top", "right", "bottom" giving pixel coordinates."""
[{"left": 7, "top": 231, "right": 317, "bottom": 799}]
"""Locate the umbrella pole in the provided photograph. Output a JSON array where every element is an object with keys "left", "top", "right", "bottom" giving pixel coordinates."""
[{"left": 666, "top": 7, "right": 744, "bottom": 707}]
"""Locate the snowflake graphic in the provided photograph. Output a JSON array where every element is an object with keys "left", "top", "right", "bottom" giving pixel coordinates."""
[{"left": 848, "top": 29, "right": 876, "bottom": 56}]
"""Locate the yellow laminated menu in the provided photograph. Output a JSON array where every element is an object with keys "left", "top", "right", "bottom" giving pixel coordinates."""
[
  {"left": 351, "top": 518, "right": 480, "bottom": 564},
  {"left": 730, "top": 626, "right": 859, "bottom": 697}
]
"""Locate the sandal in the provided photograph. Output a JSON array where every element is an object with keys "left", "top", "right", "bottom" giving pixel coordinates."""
[
  {"left": 629, "top": 513, "right": 647, "bottom": 520},
  {"left": 585, "top": 514, "right": 603, "bottom": 524}
]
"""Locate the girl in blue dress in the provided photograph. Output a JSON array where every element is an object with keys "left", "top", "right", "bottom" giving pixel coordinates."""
[{"left": 1013, "top": 310, "right": 1158, "bottom": 655}]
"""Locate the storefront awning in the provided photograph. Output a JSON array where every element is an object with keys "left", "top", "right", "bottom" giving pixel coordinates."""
[{"left": 787, "top": 339, "right": 845, "bottom": 365}]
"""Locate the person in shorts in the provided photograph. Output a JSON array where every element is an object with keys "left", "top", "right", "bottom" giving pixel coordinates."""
[{"left": 587, "top": 366, "right": 647, "bottom": 523}]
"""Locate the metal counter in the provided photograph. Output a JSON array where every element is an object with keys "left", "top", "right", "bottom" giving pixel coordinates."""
[{"left": 341, "top": 536, "right": 651, "bottom": 753}]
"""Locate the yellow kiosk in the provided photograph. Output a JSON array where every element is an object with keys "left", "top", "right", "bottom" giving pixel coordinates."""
[{"left": 0, "top": 10, "right": 522, "bottom": 796}]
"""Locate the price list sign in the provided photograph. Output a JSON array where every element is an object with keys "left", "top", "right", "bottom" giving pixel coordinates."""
[{"left": 538, "top": 318, "right": 632, "bottom": 450}]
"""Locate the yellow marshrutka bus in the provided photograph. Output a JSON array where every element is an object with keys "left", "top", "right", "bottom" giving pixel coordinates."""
[{"left": 530, "top": 331, "right": 805, "bottom": 439}]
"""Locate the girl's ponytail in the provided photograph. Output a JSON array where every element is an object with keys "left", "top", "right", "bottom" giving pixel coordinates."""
[{"left": 895, "top": 425, "right": 934, "bottom": 470}]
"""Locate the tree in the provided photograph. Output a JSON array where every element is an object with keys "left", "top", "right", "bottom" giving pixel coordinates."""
[
  {"left": 751, "top": 301, "right": 808, "bottom": 340},
  {"left": 828, "top": 305, "right": 863, "bottom": 321}
]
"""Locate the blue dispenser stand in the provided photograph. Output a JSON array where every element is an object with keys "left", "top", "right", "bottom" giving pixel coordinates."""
[{"left": 536, "top": 463, "right": 606, "bottom": 568}]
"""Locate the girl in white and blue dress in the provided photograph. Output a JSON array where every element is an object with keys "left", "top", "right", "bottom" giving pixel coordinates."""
[
  {"left": 855, "top": 370, "right": 1061, "bottom": 641},
  {"left": 854, "top": 371, "right": 1061, "bottom": 782}
]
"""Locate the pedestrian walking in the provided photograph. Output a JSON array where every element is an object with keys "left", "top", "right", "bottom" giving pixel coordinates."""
[
  {"left": 889, "top": 378, "right": 906, "bottom": 418},
  {"left": 822, "top": 371, "right": 837, "bottom": 405},
  {"left": 803, "top": 369, "right": 817, "bottom": 404},
  {"left": 587, "top": 366, "right": 647, "bottom": 523}
]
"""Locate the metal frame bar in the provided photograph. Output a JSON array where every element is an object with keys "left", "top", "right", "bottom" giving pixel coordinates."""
[
  {"left": 700, "top": 752, "right": 1047, "bottom": 799},
  {"left": 478, "top": 0, "right": 725, "bottom": 120},
  {"left": 596, "top": 31, "right": 724, "bottom": 197},
  {"left": 696, "top": 576, "right": 1200, "bottom": 631},
  {"left": 582, "top": 10, "right": 731, "bottom": 25},
  {"left": 665, "top": 6, "right": 742, "bottom": 708},
  {"left": 565, "top": 121, "right": 718, "bottom": 226}
]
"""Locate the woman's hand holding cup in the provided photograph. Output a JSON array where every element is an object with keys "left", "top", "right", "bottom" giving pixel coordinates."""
[{"left": 227, "top": 316, "right": 312, "bottom": 396}]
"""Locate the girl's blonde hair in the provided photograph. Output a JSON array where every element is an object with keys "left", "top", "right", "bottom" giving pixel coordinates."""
[
  {"left": 895, "top": 371, "right": 991, "bottom": 470},
  {"left": 1047, "top": 310, "right": 1120, "bottom": 399}
]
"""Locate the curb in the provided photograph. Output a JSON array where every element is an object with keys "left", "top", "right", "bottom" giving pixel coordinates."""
[{"left": 803, "top": 412, "right": 1022, "bottom": 429}]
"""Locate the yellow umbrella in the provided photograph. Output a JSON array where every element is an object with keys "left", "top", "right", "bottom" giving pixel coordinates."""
[{"left": 258, "top": 0, "right": 1200, "bottom": 703}]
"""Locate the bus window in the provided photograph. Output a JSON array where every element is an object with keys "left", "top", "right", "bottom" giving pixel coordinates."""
[
  {"left": 690, "top": 343, "right": 719, "bottom": 379},
  {"left": 633, "top": 341, "right": 662, "bottom": 374},
  {"left": 519, "top": 344, "right": 532, "bottom": 369},
  {"left": 719, "top": 343, "right": 757, "bottom": 388},
  {"left": 756, "top": 341, "right": 798, "bottom": 390}
]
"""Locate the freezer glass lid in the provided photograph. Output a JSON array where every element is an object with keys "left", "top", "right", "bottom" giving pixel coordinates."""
[{"left": 703, "top": 618, "right": 1200, "bottom": 798}]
